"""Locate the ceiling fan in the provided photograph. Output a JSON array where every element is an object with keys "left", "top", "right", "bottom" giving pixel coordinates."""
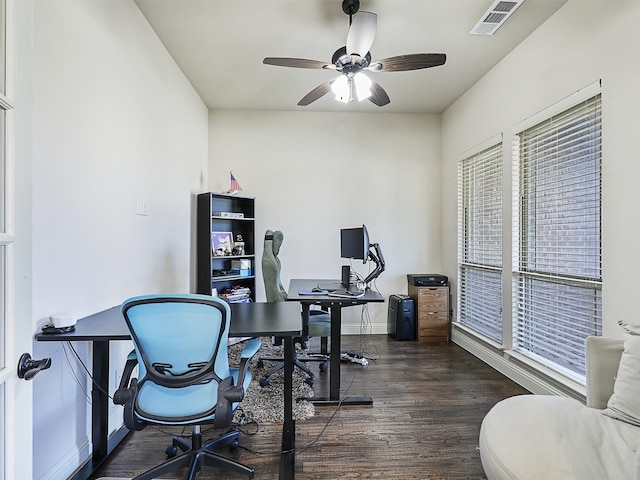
[{"left": 263, "top": 0, "right": 446, "bottom": 107}]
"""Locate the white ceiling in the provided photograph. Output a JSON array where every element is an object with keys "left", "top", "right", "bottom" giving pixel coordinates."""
[{"left": 134, "top": 0, "right": 567, "bottom": 114}]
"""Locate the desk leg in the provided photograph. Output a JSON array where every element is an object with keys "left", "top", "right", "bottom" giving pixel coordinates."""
[
  {"left": 300, "top": 303, "right": 310, "bottom": 337},
  {"left": 279, "top": 336, "right": 295, "bottom": 480},
  {"left": 310, "top": 305, "right": 373, "bottom": 407},
  {"left": 92, "top": 340, "right": 110, "bottom": 463},
  {"left": 68, "top": 341, "right": 129, "bottom": 480},
  {"left": 329, "top": 305, "right": 342, "bottom": 402},
  {"left": 306, "top": 305, "right": 341, "bottom": 403}
]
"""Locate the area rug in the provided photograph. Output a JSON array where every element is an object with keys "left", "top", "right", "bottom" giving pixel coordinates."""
[{"left": 228, "top": 337, "right": 315, "bottom": 425}]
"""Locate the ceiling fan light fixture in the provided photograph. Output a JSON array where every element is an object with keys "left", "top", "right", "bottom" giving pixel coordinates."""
[
  {"left": 331, "top": 73, "right": 372, "bottom": 104},
  {"left": 354, "top": 72, "right": 372, "bottom": 101},
  {"left": 331, "top": 74, "right": 351, "bottom": 103}
]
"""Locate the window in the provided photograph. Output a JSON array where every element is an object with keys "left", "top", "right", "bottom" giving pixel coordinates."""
[
  {"left": 458, "top": 140, "right": 503, "bottom": 343},
  {"left": 513, "top": 84, "right": 602, "bottom": 378}
]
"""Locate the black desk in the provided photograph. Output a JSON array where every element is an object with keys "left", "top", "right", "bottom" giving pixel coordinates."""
[
  {"left": 36, "top": 301, "right": 302, "bottom": 480},
  {"left": 287, "top": 279, "right": 385, "bottom": 406}
]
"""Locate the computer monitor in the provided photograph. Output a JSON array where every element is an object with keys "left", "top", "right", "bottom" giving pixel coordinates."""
[
  {"left": 340, "top": 225, "right": 370, "bottom": 264},
  {"left": 340, "top": 225, "right": 386, "bottom": 285}
]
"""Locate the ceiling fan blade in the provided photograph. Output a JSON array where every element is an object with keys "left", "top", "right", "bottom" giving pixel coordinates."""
[
  {"left": 263, "top": 57, "right": 331, "bottom": 69},
  {"left": 297, "top": 79, "right": 335, "bottom": 106},
  {"left": 368, "top": 81, "right": 390, "bottom": 107},
  {"left": 369, "top": 53, "right": 446, "bottom": 72},
  {"left": 346, "top": 11, "right": 377, "bottom": 57}
]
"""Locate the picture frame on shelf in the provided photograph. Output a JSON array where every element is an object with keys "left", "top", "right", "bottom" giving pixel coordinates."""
[
  {"left": 212, "top": 231, "right": 233, "bottom": 256},
  {"left": 232, "top": 234, "right": 245, "bottom": 256}
]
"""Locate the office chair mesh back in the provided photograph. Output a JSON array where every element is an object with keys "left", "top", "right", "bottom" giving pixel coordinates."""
[{"left": 123, "top": 294, "right": 245, "bottom": 422}]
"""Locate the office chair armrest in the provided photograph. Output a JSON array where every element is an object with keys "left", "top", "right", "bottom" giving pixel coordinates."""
[
  {"left": 214, "top": 376, "right": 236, "bottom": 428},
  {"left": 237, "top": 337, "right": 261, "bottom": 385},
  {"left": 240, "top": 338, "right": 261, "bottom": 359},
  {"left": 113, "top": 351, "right": 138, "bottom": 405},
  {"left": 213, "top": 338, "right": 261, "bottom": 429},
  {"left": 113, "top": 351, "right": 146, "bottom": 431}
]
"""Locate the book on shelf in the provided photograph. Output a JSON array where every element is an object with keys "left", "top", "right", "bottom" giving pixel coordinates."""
[
  {"left": 229, "top": 287, "right": 251, "bottom": 295},
  {"left": 219, "top": 286, "right": 252, "bottom": 303},
  {"left": 231, "top": 297, "right": 252, "bottom": 303},
  {"left": 213, "top": 269, "right": 252, "bottom": 279},
  {"left": 212, "top": 212, "right": 244, "bottom": 219}
]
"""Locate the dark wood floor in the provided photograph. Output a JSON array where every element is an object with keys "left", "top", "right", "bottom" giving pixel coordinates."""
[{"left": 90, "top": 335, "right": 528, "bottom": 479}]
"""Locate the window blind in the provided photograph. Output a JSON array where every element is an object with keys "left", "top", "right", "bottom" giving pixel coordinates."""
[
  {"left": 458, "top": 141, "right": 503, "bottom": 342},
  {"left": 513, "top": 92, "right": 602, "bottom": 377}
]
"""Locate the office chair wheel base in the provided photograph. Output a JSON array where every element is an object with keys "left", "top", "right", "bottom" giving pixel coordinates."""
[
  {"left": 165, "top": 445, "right": 179, "bottom": 458},
  {"left": 229, "top": 439, "right": 239, "bottom": 450},
  {"left": 305, "top": 377, "right": 314, "bottom": 386},
  {"left": 319, "top": 362, "right": 328, "bottom": 372},
  {"left": 259, "top": 378, "right": 270, "bottom": 387}
]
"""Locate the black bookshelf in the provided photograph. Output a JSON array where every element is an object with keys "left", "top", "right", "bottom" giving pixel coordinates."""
[{"left": 196, "top": 192, "right": 256, "bottom": 302}]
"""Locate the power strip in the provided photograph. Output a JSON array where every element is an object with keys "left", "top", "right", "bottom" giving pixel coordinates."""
[{"left": 340, "top": 352, "right": 368, "bottom": 366}]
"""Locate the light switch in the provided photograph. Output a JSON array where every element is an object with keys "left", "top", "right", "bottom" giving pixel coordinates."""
[{"left": 136, "top": 197, "right": 149, "bottom": 216}]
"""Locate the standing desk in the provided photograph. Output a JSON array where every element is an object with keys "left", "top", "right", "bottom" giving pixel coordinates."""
[
  {"left": 35, "top": 301, "right": 302, "bottom": 480},
  {"left": 287, "top": 279, "right": 385, "bottom": 406}
]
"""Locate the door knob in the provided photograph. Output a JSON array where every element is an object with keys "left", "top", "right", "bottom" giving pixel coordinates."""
[{"left": 17, "top": 353, "right": 52, "bottom": 380}]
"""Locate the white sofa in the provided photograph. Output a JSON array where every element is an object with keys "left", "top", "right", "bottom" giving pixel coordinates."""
[{"left": 480, "top": 334, "right": 640, "bottom": 480}]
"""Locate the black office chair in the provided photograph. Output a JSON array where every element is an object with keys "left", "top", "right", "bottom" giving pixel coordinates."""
[
  {"left": 258, "top": 230, "right": 330, "bottom": 387},
  {"left": 114, "top": 293, "right": 260, "bottom": 480}
]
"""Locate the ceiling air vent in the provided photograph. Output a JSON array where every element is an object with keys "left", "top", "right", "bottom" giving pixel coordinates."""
[{"left": 470, "top": 0, "right": 525, "bottom": 35}]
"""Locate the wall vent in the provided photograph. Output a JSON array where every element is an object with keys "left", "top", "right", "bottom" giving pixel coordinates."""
[{"left": 470, "top": 0, "right": 525, "bottom": 35}]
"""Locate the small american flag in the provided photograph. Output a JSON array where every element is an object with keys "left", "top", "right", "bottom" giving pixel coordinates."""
[{"left": 230, "top": 172, "right": 243, "bottom": 192}]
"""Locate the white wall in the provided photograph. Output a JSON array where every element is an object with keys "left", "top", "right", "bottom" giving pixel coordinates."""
[
  {"left": 30, "top": 1, "right": 208, "bottom": 478},
  {"left": 441, "top": 0, "right": 640, "bottom": 389},
  {"left": 209, "top": 110, "right": 443, "bottom": 332}
]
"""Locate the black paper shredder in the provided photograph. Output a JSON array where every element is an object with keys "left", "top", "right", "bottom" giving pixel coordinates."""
[{"left": 388, "top": 294, "right": 415, "bottom": 341}]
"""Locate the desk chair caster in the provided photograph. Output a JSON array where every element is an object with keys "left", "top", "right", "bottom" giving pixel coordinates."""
[{"left": 165, "top": 430, "right": 241, "bottom": 458}]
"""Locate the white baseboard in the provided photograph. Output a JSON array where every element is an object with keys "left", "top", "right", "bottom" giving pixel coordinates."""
[
  {"left": 341, "top": 322, "right": 387, "bottom": 335},
  {"left": 39, "top": 437, "right": 90, "bottom": 480},
  {"left": 451, "top": 325, "right": 585, "bottom": 402}
]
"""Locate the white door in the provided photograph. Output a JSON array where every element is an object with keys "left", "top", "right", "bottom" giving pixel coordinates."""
[{"left": 1, "top": 1, "right": 34, "bottom": 478}]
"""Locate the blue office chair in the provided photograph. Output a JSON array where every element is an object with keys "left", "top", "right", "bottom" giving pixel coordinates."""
[
  {"left": 114, "top": 293, "right": 260, "bottom": 480},
  {"left": 258, "top": 230, "right": 330, "bottom": 387}
]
